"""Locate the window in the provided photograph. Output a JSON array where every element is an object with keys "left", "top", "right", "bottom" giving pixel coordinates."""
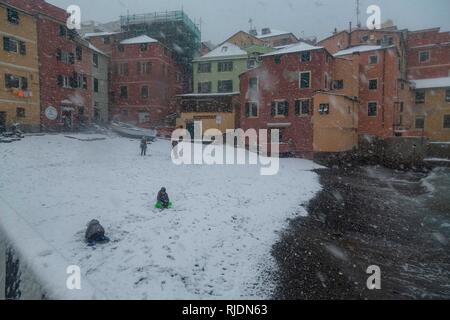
[
  {"left": 118, "top": 63, "right": 128, "bottom": 76},
  {"left": 120, "top": 86, "right": 128, "bottom": 98},
  {"left": 419, "top": 51, "right": 430, "bottom": 63},
  {"left": 59, "top": 25, "right": 67, "bottom": 37},
  {"left": 362, "top": 35, "right": 369, "bottom": 42},
  {"left": 218, "top": 80, "right": 233, "bottom": 93},
  {"left": 300, "top": 51, "right": 311, "bottom": 62},
  {"left": 198, "top": 63, "right": 211, "bottom": 73},
  {"left": 249, "top": 78, "right": 258, "bottom": 91},
  {"left": 93, "top": 53, "right": 98, "bottom": 67},
  {"left": 415, "top": 116, "right": 425, "bottom": 129},
  {"left": 7, "top": 8, "right": 20, "bottom": 25},
  {"left": 245, "top": 102, "right": 259, "bottom": 118},
  {"left": 369, "top": 55, "right": 379, "bottom": 65},
  {"left": 103, "top": 36, "right": 110, "bottom": 44},
  {"left": 137, "top": 61, "right": 152, "bottom": 75},
  {"left": 140, "top": 86, "right": 149, "bottom": 99},
  {"left": 57, "top": 50, "right": 74, "bottom": 64},
  {"left": 295, "top": 99, "right": 310, "bottom": 116},
  {"left": 198, "top": 82, "right": 212, "bottom": 94},
  {"left": 76, "top": 46, "right": 82, "bottom": 61},
  {"left": 319, "top": 104, "right": 330, "bottom": 115},
  {"left": 140, "top": 44, "right": 148, "bottom": 52},
  {"left": 299, "top": 72, "right": 311, "bottom": 89},
  {"left": 444, "top": 115, "right": 450, "bottom": 129},
  {"left": 5, "top": 74, "right": 27, "bottom": 90},
  {"left": 274, "top": 56, "right": 281, "bottom": 64},
  {"left": 218, "top": 61, "right": 233, "bottom": 72},
  {"left": 400, "top": 102, "right": 404, "bottom": 113},
  {"left": 415, "top": 91, "right": 425, "bottom": 104},
  {"left": 57, "top": 75, "right": 71, "bottom": 88},
  {"left": 118, "top": 45, "right": 125, "bottom": 52},
  {"left": 16, "top": 107, "right": 26, "bottom": 118},
  {"left": 333, "top": 80, "right": 344, "bottom": 90},
  {"left": 93, "top": 78, "right": 99, "bottom": 93},
  {"left": 3, "top": 37, "right": 24, "bottom": 54},
  {"left": 368, "top": 102, "right": 378, "bottom": 117},
  {"left": 271, "top": 101, "right": 289, "bottom": 117},
  {"left": 247, "top": 58, "right": 257, "bottom": 69},
  {"left": 369, "top": 79, "right": 378, "bottom": 90},
  {"left": 446, "top": 89, "right": 450, "bottom": 102}
]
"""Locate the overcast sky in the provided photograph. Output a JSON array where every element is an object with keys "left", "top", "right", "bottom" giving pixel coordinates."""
[{"left": 49, "top": 0, "right": 450, "bottom": 44}]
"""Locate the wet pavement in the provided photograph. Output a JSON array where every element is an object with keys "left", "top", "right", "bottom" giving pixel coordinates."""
[{"left": 272, "top": 166, "right": 450, "bottom": 300}]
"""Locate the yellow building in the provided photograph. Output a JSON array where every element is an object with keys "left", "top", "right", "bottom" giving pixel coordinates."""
[
  {"left": 313, "top": 92, "right": 359, "bottom": 153},
  {"left": 412, "top": 77, "right": 450, "bottom": 142},
  {"left": 0, "top": 2, "right": 40, "bottom": 132}
]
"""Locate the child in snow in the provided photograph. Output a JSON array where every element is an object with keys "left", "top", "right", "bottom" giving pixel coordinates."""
[
  {"left": 140, "top": 137, "right": 148, "bottom": 156},
  {"left": 156, "top": 187, "right": 171, "bottom": 209},
  {"left": 85, "top": 219, "right": 110, "bottom": 246}
]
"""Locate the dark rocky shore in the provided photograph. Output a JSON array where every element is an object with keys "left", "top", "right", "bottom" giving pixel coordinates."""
[{"left": 272, "top": 166, "right": 450, "bottom": 300}]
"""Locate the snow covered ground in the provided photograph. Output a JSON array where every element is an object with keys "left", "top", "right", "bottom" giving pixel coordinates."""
[{"left": 0, "top": 134, "right": 322, "bottom": 299}]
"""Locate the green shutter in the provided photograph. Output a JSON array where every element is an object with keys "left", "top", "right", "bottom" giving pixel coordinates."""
[
  {"left": 271, "top": 102, "right": 276, "bottom": 116},
  {"left": 3, "top": 37, "right": 9, "bottom": 51},
  {"left": 19, "top": 41, "right": 26, "bottom": 55},
  {"left": 295, "top": 100, "right": 300, "bottom": 115},
  {"left": 245, "top": 103, "right": 250, "bottom": 117},
  {"left": 57, "top": 75, "right": 63, "bottom": 86},
  {"left": 284, "top": 101, "right": 289, "bottom": 116}
]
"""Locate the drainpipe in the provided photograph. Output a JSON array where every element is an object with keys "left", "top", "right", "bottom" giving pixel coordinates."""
[{"left": 382, "top": 50, "right": 386, "bottom": 130}]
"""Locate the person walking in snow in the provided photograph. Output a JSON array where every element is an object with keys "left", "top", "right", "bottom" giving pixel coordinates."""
[
  {"left": 156, "top": 187, "right": 171, "bottom": 209},
  {"left": 140, "top": 136, "right": 148, "bottom": 156}
]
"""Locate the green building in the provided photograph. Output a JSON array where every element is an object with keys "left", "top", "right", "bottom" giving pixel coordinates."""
[{"left": 177, "top": 42, "right": 272, "bottom": 137}]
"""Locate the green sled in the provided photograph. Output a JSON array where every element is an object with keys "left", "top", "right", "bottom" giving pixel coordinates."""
[{"left": 155, "top": 201, "right": 173, "bottom": 209}]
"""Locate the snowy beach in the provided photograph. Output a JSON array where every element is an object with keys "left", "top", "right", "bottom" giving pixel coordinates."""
[{"left": 0, "top": 134, "right": 322, "bottom": 299}]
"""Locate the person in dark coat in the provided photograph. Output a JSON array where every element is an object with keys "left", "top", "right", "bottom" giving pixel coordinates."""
[
  {"left": 140, "top": 137, "right": 148, "bottom": 156},
  {"left": 85, "top": 219, "right": 109, "bottom": 246},
  {"left": 157, "top": 187, "right": 170, "bottom": 208}
]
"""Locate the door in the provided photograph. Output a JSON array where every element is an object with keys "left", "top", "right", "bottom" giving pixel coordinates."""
[
  {"left": 0, "top": 112, "right": 6, "bottom": 132},
  {"left": 186, "top": 121, "right": 195, "bottom": 140},
  {"left": 62, "top": 110, "right": 72, "bottom": 130}
]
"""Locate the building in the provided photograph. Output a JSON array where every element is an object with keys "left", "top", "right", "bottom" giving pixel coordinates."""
[
  {"left": 33, "top": 2, "right": 95, "bottom": 131},
  {"left": 333, "top": 45, "right": 405, "bottom": 138},
  {"left": 249, "top": 27, "right": 299, "bottom": 47},
  {"left": 176, "top": 41, "right": 272, "bottom": 136},
  {"left": 406, "top": 28, "right": 450, "bottom": 80},
  {"left": 223, "top": 30, "right": 266, "bottom": 48},
  {"left": 110, "top": 35, "right": 183, "bottom": 127},
  {"left": 90, "top": 43, "right": 109, "bottom": 124},
  {"left": 240, "top": 42, "right": 344, "bottom": 158},
  {"left": 0, "top": 0, "right": 40, "bottom": 132},
  {"left": 410, "top": 77, "right": 450, "bottom": 142},
  {"left": 120, "top": 11, "right": 201, "bottom": 92}
]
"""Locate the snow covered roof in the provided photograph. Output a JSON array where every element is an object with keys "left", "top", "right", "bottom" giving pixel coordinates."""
[
  {"left": 88, "top": 43, "right": 106, "bottom": 55},
  {"left": 120, "top": 35, "right": 158, "bottom": 45},
  {"left": 262, "top": 42, "right": 323, "bottom": 57},
  {"left": 333, "top": 45, "right": 394, "bottom": 57},
  {"left": 195, "top": 42, "right": 248, "bottom": 61},
  {"left": 84, "top": 31, "right": 121, "bottom": 38},
  {"left": 255, "top": 28, "right": 293, "bottom": 39},
  {"left": 412, "top": 77, "right": 450, "bottom": 89}
]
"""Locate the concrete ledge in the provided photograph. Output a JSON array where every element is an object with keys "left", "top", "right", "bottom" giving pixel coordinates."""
[{"left": 0, "top": 199, "right": 103, "bottom": 300}]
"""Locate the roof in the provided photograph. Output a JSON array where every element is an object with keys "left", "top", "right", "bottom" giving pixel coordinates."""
[
  {"left": 412, "top": 77, "right": 450, "bottom": 89},
  {"left": 262, "top": 42, "right": 323, "bottom": 57},
  {"left": 84, "top": 31, "right": 121, "bottom": 38},
  {"left": 88, "top": 43, "right": 106, "bottom": 56},
  {"left": 1, "top": 0, "right": 68, "bottom": 22},
  {"left": 333, "top": 45, "right": 394, "bottom": 57},
  {"left": 177, "top": 92, "right": 240, "bottom": 98},
  {"left": 120, "top": 35, "right": 158, "bottom": 45},
  {"left": 195, "top": 42, "right": 248, "bottom": 61},
  {"left": 255, "top": 28, "right": 294, "bottom": 39}
]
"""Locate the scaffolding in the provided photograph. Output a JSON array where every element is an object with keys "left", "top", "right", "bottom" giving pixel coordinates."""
[{"left": 120, "top": 11, "right": 201, "bottom": 92}]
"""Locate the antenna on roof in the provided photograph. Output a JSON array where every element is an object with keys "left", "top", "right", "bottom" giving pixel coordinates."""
[{"left": 356, "top": 0, "right": 361, "bottom": 28}]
